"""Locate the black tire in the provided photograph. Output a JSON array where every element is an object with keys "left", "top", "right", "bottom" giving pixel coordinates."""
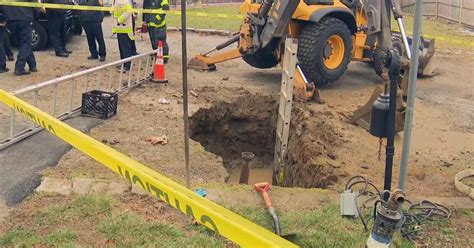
[
  {"left": 242, "top": 46, "right": 280, "bottom": 69},
  {"left": 391, "top": 36, "right": 405, "bottom": 57},
  {"left": 373, "top": 48, "right": 386, "bottom": 78},
  {"left": 298, "top": 17, "right": 352, "bottom": 86},
  {"left": 31, "top": 21, "right": 48, "bottom": 51}
]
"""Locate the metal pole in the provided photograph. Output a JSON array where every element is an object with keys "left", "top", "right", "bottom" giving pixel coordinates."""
[
  {"left": 398, "top": 0, "right": 423, "bottom": 191},
  {"left": 384, "top": 50, "right": 400, "bottom": 200},
  {"left": 181, "top": 0, "right": 191, "bottom": 189}
]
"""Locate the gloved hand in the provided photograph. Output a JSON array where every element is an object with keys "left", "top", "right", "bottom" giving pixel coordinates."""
[{"left": 141, "top": 23, "right": 148, "bottom": 33}]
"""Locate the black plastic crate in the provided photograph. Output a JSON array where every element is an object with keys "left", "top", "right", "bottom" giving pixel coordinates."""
[{"left": 81, "top": 90, "right": 118, "bottom": 119}]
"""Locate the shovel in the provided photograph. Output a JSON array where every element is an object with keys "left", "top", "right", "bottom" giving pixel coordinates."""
[{"left": 254, "top": 182, "right": 297, "bottom": 241}]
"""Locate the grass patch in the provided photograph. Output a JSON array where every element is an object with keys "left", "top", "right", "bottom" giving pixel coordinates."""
[
  {"left": 34, "top": 195, "right": 112, "bottom": 226},
  {"left": 437, "top": 219, "right": 456, "bottom": 241},
  {"left": 231, "top": 204, "right": 416, "bottom": 248},
  {"left": 391, "top": 16, "right": 474, "bottom": 48},
  {"left": 0, "top": 228, "right": 40, "bottom": 247},
  {"left": 457, "top": 208, "right": 474, "bottom": 221},
  {"left": 43, "top": 229, "right": 77, "bottom": 246},
  {"left": 71, "top": 195, "right": 113, "bottom": 218},
  {"left": 0, "top": 228, "right": 77, "bottom": 247},
  {"left": 98, "top": 212, "right": 225, "bottom": 247},
  {"left": 167, "top": 5, "right": 242, "bottom": 31}
]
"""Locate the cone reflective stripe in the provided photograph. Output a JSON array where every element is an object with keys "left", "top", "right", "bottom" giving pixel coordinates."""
[{"left": 151, "top": 40, "right": 168, "bottom": 83}]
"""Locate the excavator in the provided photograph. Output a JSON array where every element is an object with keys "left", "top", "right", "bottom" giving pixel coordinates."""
[{"left": 188, "top": 0, "right": 435, "bottom": 131}]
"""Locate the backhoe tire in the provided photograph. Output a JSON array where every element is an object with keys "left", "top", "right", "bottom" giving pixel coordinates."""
[
  {"left": 373, "top": 36, "right": 404, "bottom": 79},
  {"left": 298, "top": 17, "right": 352, "bottom": 86},
  {"left": 242, "top": 46, "right": 279, "bottom": 69},
  {"left": 373, "top": 48, "right": 386, "bottom": 78}
]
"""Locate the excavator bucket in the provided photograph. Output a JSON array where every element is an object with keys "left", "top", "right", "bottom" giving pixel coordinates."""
[
  {"left": 350, "top": 85, "right": 406, "bottom": 133},
  {"left": 419, "top": 37, "right": 435, "bottom": 76},
  {"left": 188, "top": 55, "right": 217, "bottom": 71}
]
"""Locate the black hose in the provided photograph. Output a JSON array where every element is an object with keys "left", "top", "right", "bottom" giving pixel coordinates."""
[{"left": 344, "top": 175, "right": 451, "bottom": 242}]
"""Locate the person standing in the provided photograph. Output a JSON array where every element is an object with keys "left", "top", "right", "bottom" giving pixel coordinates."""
[
  {"left": 0, "top": 10, "right": 9, "bottom": 73},
  {"left": 142, "top": 0, "right": 169, "bottom": 63},
  {"left": 46, "top": 0, "right": 72, "bottom": 57},
  {"left": 112, "top": 0, "right": 134, "bottom": 70},
  {"left": 79, "top": 0, "right": 106, "bottom": 61},
  {"left": 3, "top": 1, "right": 37, "bottom": 76}
]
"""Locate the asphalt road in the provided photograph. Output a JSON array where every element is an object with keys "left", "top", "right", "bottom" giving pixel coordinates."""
[{"left": 0, "top": 117, "right": 101, "bottom": 206}]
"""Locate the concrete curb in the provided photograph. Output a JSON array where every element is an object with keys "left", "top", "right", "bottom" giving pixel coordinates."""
[{"left": 36, "top": 177, "right": 132, "bottom": 196}]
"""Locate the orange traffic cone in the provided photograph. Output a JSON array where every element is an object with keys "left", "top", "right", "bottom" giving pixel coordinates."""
[{"left": 151, "top": 40, "right": 168, "bottom": 83}]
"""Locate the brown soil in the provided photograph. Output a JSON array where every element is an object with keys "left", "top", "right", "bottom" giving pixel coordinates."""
[
  {"left": 284, "top": 102, "right": 347, "bottom": 188},
  {"left": 190, "top": 93, "right": 277, "bottom": 171}
]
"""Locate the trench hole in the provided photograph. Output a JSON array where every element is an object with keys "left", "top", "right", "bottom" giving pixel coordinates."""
[
  {"left": 190, "top": 93, "right": 344, "bottom": 188},
  {"left": 190, "top": 94, "right": 278, "bottom": 184}
]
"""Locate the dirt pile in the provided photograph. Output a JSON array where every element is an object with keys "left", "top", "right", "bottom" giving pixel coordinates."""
[
  {"left": 190, "top": 93, "right": 278, "bottom": 172},
  {"left": 283, "top": 103, "right": 347, "bottom": 188}
]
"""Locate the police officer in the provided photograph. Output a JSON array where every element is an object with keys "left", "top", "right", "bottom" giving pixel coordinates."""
[
  {"left": 112, "top": 0, "right": 134, "bottom": 70},
  {"left": 79, "top": 0, "right": 106, "bottom": 61},
  {"left": 3, "top": 0, "right": 38, "bottom": 75},
  {"left": 142, "top": 0, "right": 169, "bottom": 63},
  {"left": 0, "top": 9, "right": 8, "bottom": 73},
  {"left": 46, "top": 0, "right": 72, "bottom": 57}
]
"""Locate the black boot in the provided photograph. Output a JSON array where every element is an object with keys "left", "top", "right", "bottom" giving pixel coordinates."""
[{"left": 56, "top": 52, "right": 69, "bottom": 57}]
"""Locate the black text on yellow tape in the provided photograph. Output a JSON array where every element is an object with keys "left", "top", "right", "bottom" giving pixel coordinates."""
[
  {"left": 0, "top": 2, "right": 244, "bottom": 19},
  {"left": 0, "top": 89, "right": 298, "bottom": 248}
]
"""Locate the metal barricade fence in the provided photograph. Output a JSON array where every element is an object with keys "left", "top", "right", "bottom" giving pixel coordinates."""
[{"left": 0, "top": 50, "right": 157, "bottom": 150}]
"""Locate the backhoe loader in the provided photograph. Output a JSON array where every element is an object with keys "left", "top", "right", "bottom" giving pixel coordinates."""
[{"left": 188, "top": 0, "right": 435, "bottom": 131}]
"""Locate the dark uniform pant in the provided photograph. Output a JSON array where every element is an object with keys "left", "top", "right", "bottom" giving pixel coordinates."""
[
  {"left": 48, "top": 14, "right": 67, "bottom": 54},
  {"left": 2, "top": 30, "right": 13, "bottom": 58},
  {"left": 117, "top": 33, "right": 132, "bottom": 70},
  {"left": 149, "top": 26, "right": 169, "bottom": 59},
  {"left": 8, "top": 21, "right": 36, "bottom": 72},
  {"left": 0, "top": 28, "right": 6, "bottom": 69},
  {"left": 130, "top": 17, "right": 137, "bottom": 55},
  {"left": 82, "top": 22, "right": 106, "bottom": 58}
]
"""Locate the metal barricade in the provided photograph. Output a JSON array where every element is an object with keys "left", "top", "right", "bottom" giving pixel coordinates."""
[{"left": 0, "top": 50, "right": 157, "bottom": 150}]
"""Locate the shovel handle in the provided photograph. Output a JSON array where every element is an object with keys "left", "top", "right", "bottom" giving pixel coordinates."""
[{"left": 254, "top": 182, "right": 272, "bottom": 208}]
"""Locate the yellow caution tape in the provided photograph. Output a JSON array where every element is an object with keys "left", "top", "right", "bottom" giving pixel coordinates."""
[
  {"left": 0, "top": 89, "right": 298, "bottom": 248},
  {"left": 0, "top": 1, "right": 245, "bottom": 19}
]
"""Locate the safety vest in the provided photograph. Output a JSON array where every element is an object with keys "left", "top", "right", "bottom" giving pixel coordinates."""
[
  {"left": 112, "top": 0, "right": 135, "bottom": 39},
  {"left": 143, "top": 0, "right": 169, "bottom": 28}
]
